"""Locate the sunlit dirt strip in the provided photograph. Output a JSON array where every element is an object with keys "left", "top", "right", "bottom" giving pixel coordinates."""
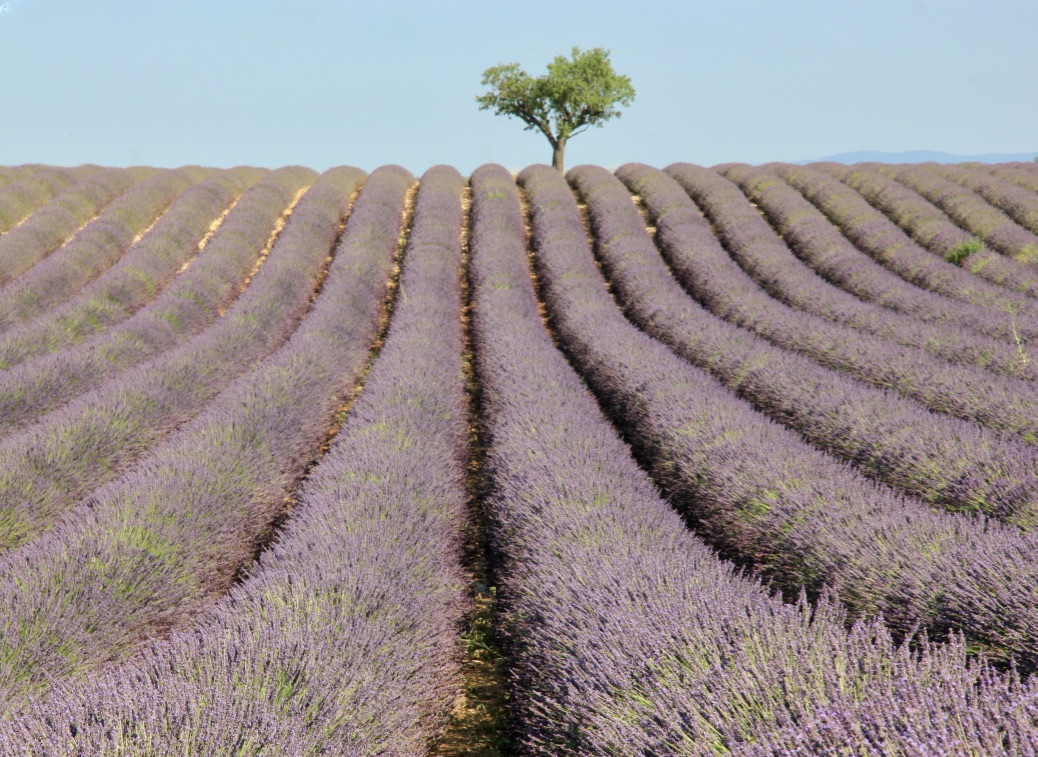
[
  {"left": 65, "top": 170, "right": 169, "bottom": 248},
  {"left": 626, "top": 191, "right": 656, "bottom": 238},
  {"left": 129, "top": 197, "right": 173, "bottom": 247},
  {"left": 4, "top": 208, "right": 38, "bottom": 236},
  {"left": 176, "top": 186, "right": 250, "bottom": 276},
  {"left": 310, "top": 181, "right": 364, "bottom": 306},
  {"left": 123, "top": 172, "right": 214, "bottom": 249},
  {"left": 0, "top": 170, "right": 165, "bottom": 283},
  {"left": 218, "top": 184, "right": 310, "bottom": 316}
]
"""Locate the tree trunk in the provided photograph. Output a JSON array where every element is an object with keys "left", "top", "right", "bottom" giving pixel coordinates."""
[{"left": 552, "top": 139, "right": 566, "bottom": 172}]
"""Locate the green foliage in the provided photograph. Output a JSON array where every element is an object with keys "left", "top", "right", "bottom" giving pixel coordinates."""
[
  {"left": 476, "top": 47, "right": 635, "bottom": 167},
  {"left": 945, "top": 237, "right": 984, "bottom": 265},
  {"left": 1014, "top": 243, "right": 1038, "bottom": 264}
]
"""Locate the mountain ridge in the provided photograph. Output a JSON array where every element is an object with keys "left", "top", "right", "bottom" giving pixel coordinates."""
[{"left": 798, "top": 149, "right": 1038, "bottom": 165}]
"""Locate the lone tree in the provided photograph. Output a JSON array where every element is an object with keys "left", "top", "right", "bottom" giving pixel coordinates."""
[{"left": 477, "top": 47, "right": 635, "bottom": 172}]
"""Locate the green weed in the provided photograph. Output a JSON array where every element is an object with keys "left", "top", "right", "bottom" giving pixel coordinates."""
[{"left": 945, "top": 237, "right": 984, "bottom": 265}]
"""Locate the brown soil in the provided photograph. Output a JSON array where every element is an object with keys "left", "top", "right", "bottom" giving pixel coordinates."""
[
  {"left": 430, "top": 181, "right": 510, "bottom": 756},
  {"left": 176, "top": 190, "right": 247, "bottom": 275},
  {"left": 221, "top": 185, "right": 309, "bottom": 315}
]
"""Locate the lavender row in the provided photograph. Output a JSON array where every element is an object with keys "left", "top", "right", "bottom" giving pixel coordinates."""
[
  {"left": 739, "top": 675, "right": 1038, "bottom": 757},
  {"left": 521, "top": 163, "right": 1038, "bottom": 673},
  {"left": 890, "top": 163, "right": 1038, "bottom": 262},
  {"left": 930, "top": 164, "right": 1038, "bottom": 256},
  {"left": 770, "top": 162, "right": 1038, "bottom": 312},
  {"left": 622, "top": 163, "right": 1038, "bottom": 415},
  {"left": 577, "top": 163, "right": 1038, "bottom": 524},
  {"left": 0, "top": 165, "right": 410, "bottom": 707},
  {"left": 992, "top": 163, "right": 1038, "bottom": 198},
  {"left": 0, "top": 166, "right": 314, "bottom": 439},
  {"left": 0, "top": 166, "right": 468, "bottom": 754},
  {"left": 0, "top": 167, "right": 355, "bottom": 550},
  {"left": 718, "top": 163, "right": 1038, "bottom": 344},
  {"left": 470, "top": 162, "right": 1038, "bottom": 755},
  {"left": 0, "top": 167, "right": 145, "bottom": 287},
  {"left": 0, "top": 167, "right": 84, "bottom": 234},
  {"left": 0, "top": 166, "right": 26, "bottom": 187},
  {"left": 917, "top": 161, "right": 1038, "bottom": 259},
  {"left": 620, "top": 163, "right": 1038, "bottom": 435},
  {"left": 0, "top": 165, "right": 50, "bottom": 189},
  {"left": 0, "top": 167, "right": 264, "bottom": 371},
  {"left": 666, "top": 163, "right": 1038, "bottom": 381},
  {"left": 825, "top": 162, "right": 1038, "bottom": 298},
  {"left": 702, "top": 163, "right": 1038, "bottom": 432},
  {"left": 0, "top": 167, "right": 208, "bottom": 334}
]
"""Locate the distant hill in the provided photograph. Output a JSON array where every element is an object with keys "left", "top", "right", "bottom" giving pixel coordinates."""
[{"left": 799, "top": 149, "right": 1038, "bottom": 165}]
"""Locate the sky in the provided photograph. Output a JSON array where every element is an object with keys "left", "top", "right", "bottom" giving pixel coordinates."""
[{"left": 0, "top": 0, "right": 1034, "bottom": 173}]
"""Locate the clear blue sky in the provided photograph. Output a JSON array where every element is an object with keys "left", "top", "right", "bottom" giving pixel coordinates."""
[{"left": 0, "top": 0, "right": 1034, "bottom": 172}]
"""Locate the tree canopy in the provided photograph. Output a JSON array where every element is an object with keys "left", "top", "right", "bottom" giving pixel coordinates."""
[{"left": 476, "top": 47, "right": 635, "bottom": 172}]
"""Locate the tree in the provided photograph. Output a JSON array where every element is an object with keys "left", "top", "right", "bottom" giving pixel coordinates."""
[{"left": 476, "top": 47, "right": 635, "bottom": 172}]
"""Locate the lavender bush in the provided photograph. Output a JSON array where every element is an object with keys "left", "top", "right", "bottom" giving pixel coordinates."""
[
  {"left": 0, "top": 167, "right": 143, "bottom": 286},
  {"left": 0, "top": 165, "right": 49, "bottom": 188},
  {"left": 470, "top": 162, "right": 1038, "bottom": 755},
  {"left": 0, "top": 165, "right": 410, "bottom": 706},
  {"left": 570, "top": 163, "right": 1038, "bottom": 524},
  {"left": 0, "top": 166, "right": 315, "bottom": 438},
  {"left": 0, "top": 166, "right": 84, "bottom": 233},
  {"left": 823, "top": 162, "right": 1038, "bottom": 297},
  {"left": 518, "top": 162, "right": 1038, "bottom": 673},
  {"left": 0, "top": 166, "right": 264, "bottom": 370},
  {"left": 769, "top": 162, "right": 1038, "bottom": 310},
  {"left": 891, "top": 163, "right": 1038, "bottom": 262},
  {"left": 0, "top": 166, "right": 358, "bottom": 549},
  {"left": 0, "top": 166, "right": 468, "bottom": 754},
  {"left": 0, "top": 167, "right": 209, "bottom": 334},
  {"left": 717, "top": 163, "right": 1038, "bottom": 343},
  {"left": 992, "top": 163, "right": 1038, "bottom": 199},
  {"left": 936, "top": 163, "right": 1038, "bottom": 258},
  {"left": 738, "top": 672, "right": 1038, "bottom": 757},
  {"left": 665, "top": 162, "right": 1038, "bottom": 381}
]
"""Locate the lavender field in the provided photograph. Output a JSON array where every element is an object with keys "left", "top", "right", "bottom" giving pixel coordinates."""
[{"left": 1, "top": 160, "right": 1038, "bottom": 755}]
